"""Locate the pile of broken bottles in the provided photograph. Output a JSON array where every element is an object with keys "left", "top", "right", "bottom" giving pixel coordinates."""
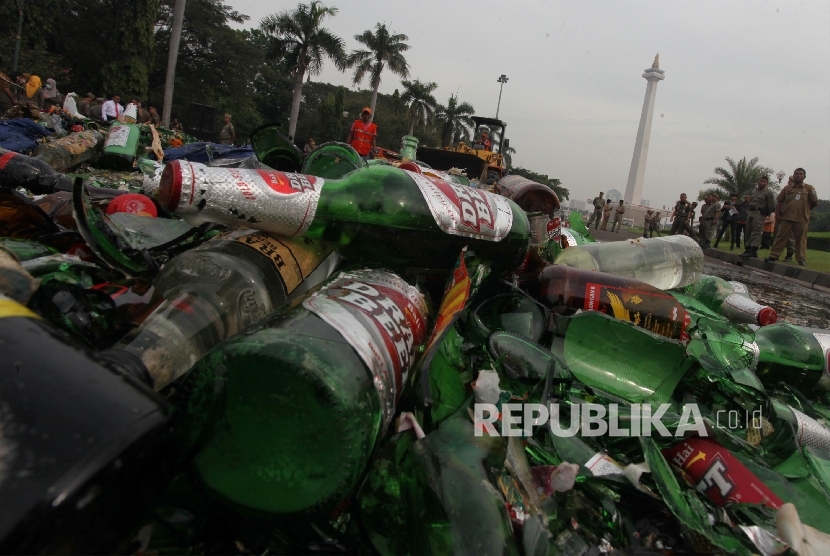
[{"left": 1, "top": 119, "right": 829, "bottom": 556}]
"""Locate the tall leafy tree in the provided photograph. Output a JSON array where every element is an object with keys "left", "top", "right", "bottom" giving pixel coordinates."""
[
  {"left": 101, "top": 0, "right": 161, "bottom": 99},
  {"left": 702, "top": 156, "right": 776, "bottom": 200},
  {"left": 435, "top": 94, "right": 475, "bottom": 147},
  {"left": 346, "top": 23, "right": 410, "bottom": 123},
  {"left": 151, "top": 0, "right": 265, "bottom": 140},
  {"left": 401, "top": 79, "right": 438, "bottom": 137},
  {"left": 260, "top": 1, "right": 346, "bottom": 139}
]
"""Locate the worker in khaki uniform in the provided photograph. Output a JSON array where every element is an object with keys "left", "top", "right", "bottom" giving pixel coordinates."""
[
  {"left": 743, "top": 176, "right": 776, "bottom": 258},
  {"left": 765, "top": 168, "right": 818, "bottom": 266},
  {"left": 643, "top": 210, "right": 655, "bottom": 238},
  {"left": 600, "top": 199, "right": 614, "bottom": 230},
  {"left": 669, "top": 193, "right": 698, "bottom": 239},
  {"left": 698, "top": 194, "right": 721, "bottom": 248},
  {"left": 590, "top": 192, "right": 605, "bottom": 229},
  {"left": 612, "top": 200, "right": 625, "bottom": 232}
]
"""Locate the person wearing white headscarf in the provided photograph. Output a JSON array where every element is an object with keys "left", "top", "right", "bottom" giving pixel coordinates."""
[{"left": 42, "top": 78, "right": 62, "bottom": 110}]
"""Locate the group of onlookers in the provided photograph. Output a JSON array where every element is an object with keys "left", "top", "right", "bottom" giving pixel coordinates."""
[
  {"left": 668, "top": 169, "right": 818, "bottom": 265},
  {"left": 1, "top": 70, "right": 183, "bottom": 131},
  {"left": 589, "top": 193, "right": 627, "bottom": 232}
]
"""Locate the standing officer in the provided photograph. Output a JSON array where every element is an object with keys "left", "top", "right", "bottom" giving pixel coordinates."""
[
  {"left": 612, "top": 200, "right": 625, "bottom": 232},
  {"left": 698, "top": 194, "right": 721, "bottom": 248},
  {"left": 600, "top": 199, "right": 614, "bottom": 230},
  {"left": 643, "top": 210, "right": 654, "bottom": 238},
  {"left": 590, "top": 192, "right": 605, "bottom": 229},
  {"left": 669, "top": 193, "right": 698, "bottom": 239},
  {"left": 765, "top": 168, "right": 818, "bottom": 265},
  {"left": 743, "top": 175, "right": 776, "bottom": 258}
]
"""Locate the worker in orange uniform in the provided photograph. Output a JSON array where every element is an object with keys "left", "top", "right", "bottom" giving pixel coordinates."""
[{"left": 346, "top": 107, "right": 377, "bottom": 159}]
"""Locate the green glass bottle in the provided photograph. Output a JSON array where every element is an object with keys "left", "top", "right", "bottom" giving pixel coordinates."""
[
  {"left": 358, "top": 412, "right": 520, "bottom": 556},
  {"left": 754, "top": 324, "right": 830, "bottom": 393},
  {"left": 158, "top": 162, "right": 530, "bottom": 275},
  {"left": 0, "top": 237, "right": 57, "bottom": 261},
  {"left": 677, "top": 274, "right": 777, "bottom": 326},
  {"left": 181, "top": 269, "right": 428, "bottom": 516}
]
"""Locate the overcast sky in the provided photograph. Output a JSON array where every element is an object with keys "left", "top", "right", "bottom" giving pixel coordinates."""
[{"left": 227, "top": 0, "right": 829, "bottom": 209}]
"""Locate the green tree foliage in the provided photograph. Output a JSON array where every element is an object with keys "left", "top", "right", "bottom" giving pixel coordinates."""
[
  {"left": 702, "top": 156, "right": 776, "bottom": 200},
  {"left": 100, "top": 0, "right": 160, "bottom": 100},
  {"left": 151, "top": 0, "right": 269, "bottom": 142},
  {"left": 809, "top": 199, "right": 830, "bottom": 232},
  {"left": 503, "top": 145, "right": 516, "bottom": 169},
  {"left": 434, "top": 94, "right": 475, "bottom": 147},
  {"left": 260, "top": 1, "right": 346, "bottom": 139},
  {"left": 510, "top": 167, "right": 570, "bottom": 201},
  {"left": 401, "top": 79, "right": 438, "bottom": 137},
  {"left": 347, "top": 23, "right": 409, "bottom": 122}
]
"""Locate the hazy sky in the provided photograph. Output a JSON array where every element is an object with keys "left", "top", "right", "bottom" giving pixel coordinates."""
[{"left": 227, "top": 0, "right": 829, "bottom": 209}]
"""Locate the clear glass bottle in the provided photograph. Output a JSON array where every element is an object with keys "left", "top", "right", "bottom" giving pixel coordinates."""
[
  {"left": 108, "top": 229, "right": 339, "bottom": 390},
  {"left": 553, "top": 234, "right": 704, "bottom": 290}
]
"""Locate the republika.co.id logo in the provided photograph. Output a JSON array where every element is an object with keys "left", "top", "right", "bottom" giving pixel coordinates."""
[{"left": 473, "top": 402, "right": 741, "bottom": 438}]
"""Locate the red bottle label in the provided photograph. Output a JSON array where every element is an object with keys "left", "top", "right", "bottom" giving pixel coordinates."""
[
  {"left": 584, "top": 282, "right": 690, "bottom": 341},
  {"left": 303, "top": 270, "right": 428, "bottom": 427},
  {"left": 405, "top": 170, "right": 514, "bottom": 241},
  {"left": 663, "top": 437, "right": 783, "bottom": 509}
]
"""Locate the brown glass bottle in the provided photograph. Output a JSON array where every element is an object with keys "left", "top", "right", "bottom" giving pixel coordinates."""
[{"left": 533, "top": 264, "right": 691, "bottom": 341}]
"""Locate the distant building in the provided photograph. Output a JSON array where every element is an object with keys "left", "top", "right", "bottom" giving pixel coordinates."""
[
  {"left": 640, "top": 199, "right": 650, "bottom": 207},
  {"left": 569, "top": 199, "right": 588, "bottom": 212},
  {"left": 606, "top": 189, "right": 623, "bottom": 203}
]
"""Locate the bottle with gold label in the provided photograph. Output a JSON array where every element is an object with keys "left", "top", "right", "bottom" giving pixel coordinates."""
[
  {"left": 103, "top": 229, "right": 340, "bottom": 390},
  {"left": 531, "top": 264, "right": 691, "bottom": 341}
]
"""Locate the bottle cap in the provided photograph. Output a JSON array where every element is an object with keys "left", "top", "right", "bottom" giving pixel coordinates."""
[
  {"left": 106, "top": 194, "right": 158, "bottom": 217},
  {"left": 757, "top": 307, "right": 778, "bottom": 326},
  {"left": 158, "top": 160, "right": 182, "bottom": 211}
]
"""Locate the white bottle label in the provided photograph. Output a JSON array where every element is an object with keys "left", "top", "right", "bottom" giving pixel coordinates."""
[
  {"left": 585, "top": 452, "right": 624, "bottom": 477},
  {"left": 173, "top": 162, "right": 324, "bottom": 236},
  {"left": 405, "top": 170, "right": 514, "bottom": 241},
  {"left": 303, "top": 270, "right": 428, "bottom": 428},
  {"left": 105, "top": 125, "right": 130, "bottom": 148}
]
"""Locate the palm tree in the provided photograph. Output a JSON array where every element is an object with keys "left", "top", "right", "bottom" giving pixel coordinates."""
[
  {"left": 400, "top": 79, "right": 438, "bottom": 137},
  {"left": 435, "top": 94, "right": 475, "bottom": 147},
  {"left": 503, "top": 145, "right": 516, "bottom": 169},
  {"left": 260, "top": 1, "right": 346, "bottom": 139},
  {"left": 347, "top": 23, "right": 410, "bottom": 123},
  {"left": 702, "top": 156, "right": 777, "bottom": 200}
]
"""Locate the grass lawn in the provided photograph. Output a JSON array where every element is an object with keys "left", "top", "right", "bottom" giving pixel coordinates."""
[
  {"left": 809, "top": 231, "right": 830, "bottom": 238},
  {"left": 709, "top": 243, "right": 830, "bottom": 272}
]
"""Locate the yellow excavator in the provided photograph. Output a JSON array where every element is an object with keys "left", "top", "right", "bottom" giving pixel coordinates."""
[{"left": 415, "top": 116, "right": 509, "bottom": 185}]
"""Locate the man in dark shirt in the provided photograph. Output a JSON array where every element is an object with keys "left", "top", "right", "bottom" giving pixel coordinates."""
[{"left": 713, "top": 194, "right": 739, "bottom": 250}]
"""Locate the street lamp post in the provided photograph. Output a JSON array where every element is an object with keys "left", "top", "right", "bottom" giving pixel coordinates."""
[
  {"left": 495, "top": 74, "right": 508, "bottom": 119},
  {"left": 776, "top": 170, "right": 786, "bottom": 184}
]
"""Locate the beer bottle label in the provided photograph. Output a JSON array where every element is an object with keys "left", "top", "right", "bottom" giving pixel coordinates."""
[
  {"left": 303, "top": 270, "right": 428, "bottom": 427},
  {"left": 226, "top": 230, "right": 334, "bottom": 295},
  {"left": 404, "top": 170, "right": 514, "bottom": 241},
  {"left": 584, "top": 282, "right": 690, "bottom": 341},
  {"left": 171, "top": 162, "right": 324, "bottom": 236},
  {"left": 105, "top": 125, "right": 131, "bottom": 148},
  {"left": 663, "top": 437, "right": 783, "bottom": 509}
]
